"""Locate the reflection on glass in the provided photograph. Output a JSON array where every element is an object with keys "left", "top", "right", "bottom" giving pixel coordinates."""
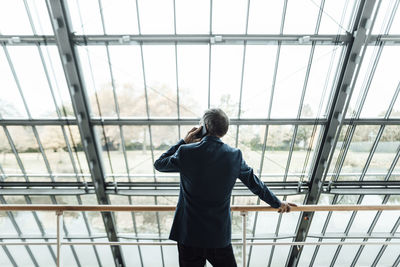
[
  {"left": 142, "top": 45, "right": 178, "bottom": 117},
  {"left": 177, "top": 45, "right": 209, "bottom": 118}
]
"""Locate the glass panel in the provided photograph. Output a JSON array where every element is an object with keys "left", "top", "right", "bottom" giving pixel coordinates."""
[
  {"left": 79, "top": 194, "right": 107, "bottom": 234},
  {"left": 0, "top": 127, "right": 22, "bottom": 177},
  {"left": 3, "top": 244, "right": 35, "bottom": 266},
  {"left": 142, "top": 45, "right": 178, "bottom": 118},
  {"left": 270, "top": 45, "right": 312, "bottom": 118},
  {"left": 348, "top": 195, "right": 384, "bottom": 234},
  {"left": 36, "top": 126, "right": 76, "bottom": 179},
  {"left": 376, "top": 240, "right": 400, "bottom": 266},
  {"left": 372, "top": 0, "right": 399, "bottom": 34},
  {"left": 318, "top": 0, "right": 357, "bottom": 34},
  {"left": 247, "top": 0, "right": 284, "bottom": 34},
  {"left": 240, "top": 45, "right": 277, "bottom": 118},
  {"left": 177, "top": 45, "right": 209, "bottom": 118},
  {"left": 301, "top": 46, "right": 344, "bottom": 118},
  {"left": 163, "top": 244, "right": 179, "bottom": 267},
  {"left": 360, "top": 46, "right": 400, "bottom": 118},
  {"left": 141, "top": 245, "right": 163, "bottom": 267},
  {"left": 3, "top": 196, "right": 42, "bottom": 235},
  {"left": 123, "top": 126, "right": 154, "bottom": 182},
  {"left": 269, "top": 239, "right": 292, "bottom": 266},
  {"left": 283, "top": 0, "right": 320, "bottom": 34},
  {"left": 108, "top": 46, "right": 147, "bottom": 117},
  {"left": 297, "top": 238, "right": 318, "bottom": 267},
  {"left": 248, "top": 245, "right": 271, "bottom": 266},
  {"left": 326, "top": 125, "right": 349, "bottom": 179},
  {"left": 25, "top": 0, "right": 54, "bottom": 35},
  {"left": 120, "top": 243, "right": 143, "bottom": 267},
  {"left": 237, "top": 125, "right": 266, "bottom": 173},
  {"left": 337, "top": 125, "right": 380, "bottom": 180},
  {"left": 333, "top": 239, "right": 363, "bottom": 266},
  {"left": 77, "top": 46, "right": 117, "bottom": 117},
  {"left": 356, "top": 239, "right": 387, "bottom": 267},
  {"left": 7, "top": 126, "right": 49, "bottom": 176},
  {"left": 287, "top": 125, "right": 322, "bottom": 180},
  {"left": 175, "top": 0, "right": 209, "bottom": 34},
  {"left": 66, "top": 0, "right": 103, "bottom": 34},
  {"left": 96, "top": 126, "right": 127, "bottom": 179},
  {"left": 346, "top": 46, "right": 376, "bottom": 118},
  {"left": 64, "top": 125, "right": 90, "bottom": 176},
  {"left": 110, "top": 195, "right": 134, "bottom": 234},
  {"left": 137, "top": 0, "right": 174, "bottom": 34},
  {"left": 0, "top": 48, "right": 27, "bottom": 118},
  {"left": 7, "top": 46, "right": 58, "bottom": 118},
  {"left": 152, "top": 126, "right": 179, "bottom": 182},
  {"left": 261, "top": 125, "right": 294, "bottom": 181},
  {"left": 0, "top": 0, "right": 33, "bottom": 35},
  {"left": 365, "top": 125, "right": 400, "bottom": 180},
  {"left": 39, "top": 46, "right": 75, "bottom": 117},
  {"left": 212, "top": 0, "right": 248, "bottom": 34},
  {"left": 101, "top": 0, "right": 139, "bottom": 34},
  {"left": 311, "top": 239, "right": 340, "bottom": 266},
  {"left": 210, "top": 45, "right": 244, "bottom": 118}
]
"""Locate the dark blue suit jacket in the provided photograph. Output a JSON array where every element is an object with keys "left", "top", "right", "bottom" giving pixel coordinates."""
[{"left": 154, "top": 135, "right": 281, "bottom": 248}]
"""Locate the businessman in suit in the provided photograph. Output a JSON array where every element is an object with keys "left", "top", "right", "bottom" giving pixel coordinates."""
[{"left": 154, "top": 108, "right": 296, "bottom": 267}]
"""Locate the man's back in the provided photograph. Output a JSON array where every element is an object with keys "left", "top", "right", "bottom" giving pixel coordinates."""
[{"left": 154, "top": 135, "right": 281, "bottom": 248}]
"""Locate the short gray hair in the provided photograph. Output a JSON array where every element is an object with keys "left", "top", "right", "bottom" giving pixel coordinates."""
[{"left": 202, "top": 108, "right": 229, "bottom": 137}]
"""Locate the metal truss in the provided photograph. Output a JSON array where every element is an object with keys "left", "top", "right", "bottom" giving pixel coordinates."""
[
  {"left": 45, "top": 0, "right": 124, "bottom": 266},
  {"left": 286, "top": 0, "right": 379, "bottom": 266},
  {"left": 0, "top": 180, "right": 399, "bottom": 196},
  {"left": 2, "top": 34, "right": 400, "bottom": 45},
  {"left": 3, "top": 118, "right": 400, "bottom": 126}
]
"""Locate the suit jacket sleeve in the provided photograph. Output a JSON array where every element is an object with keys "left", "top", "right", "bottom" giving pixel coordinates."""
[
  {"left": 154, "top": 139, "right": 185, "bottom": 172},
  {"left": 238, "top": 150, "right": 281, "bottom": 208}
]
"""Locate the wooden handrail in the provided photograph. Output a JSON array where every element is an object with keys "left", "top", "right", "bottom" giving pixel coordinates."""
[{"left": 0, "top": 204, "right": 399, "bottom": 212}]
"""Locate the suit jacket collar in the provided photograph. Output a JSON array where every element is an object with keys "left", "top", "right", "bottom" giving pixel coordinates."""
[{"left": 202, "top": 135, "right": 223, "bottom": 143}]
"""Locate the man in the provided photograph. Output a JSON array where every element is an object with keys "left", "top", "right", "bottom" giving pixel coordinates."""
[{"left": 154, "top": 108, "right": 296, "bottom": 267}]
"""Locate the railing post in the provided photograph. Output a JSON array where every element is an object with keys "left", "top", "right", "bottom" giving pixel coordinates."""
[
  {"left": 56, "top": 210, "right": 63, "bottom": 267},
  {"left": 240, "top": 211, "right": 248, "bottom": 267}
]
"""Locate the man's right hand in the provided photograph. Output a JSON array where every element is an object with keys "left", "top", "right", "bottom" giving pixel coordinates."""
[
  {"left": 184, "top": 126, "right": 203, "bottom": 144},
  {"left": 278, "top": 201, "right": 297, "bottom": 213}
]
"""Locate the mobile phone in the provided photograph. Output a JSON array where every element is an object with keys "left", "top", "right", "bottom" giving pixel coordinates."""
[{"left": 195, "top": 123, "right": 208, "bottom": 139}]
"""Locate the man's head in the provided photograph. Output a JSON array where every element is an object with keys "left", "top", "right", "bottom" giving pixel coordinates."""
[{"left": 202, "top": 108, "right": 229, "bottom": 138}]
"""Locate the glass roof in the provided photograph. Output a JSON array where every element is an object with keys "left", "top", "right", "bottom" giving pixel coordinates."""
[{"left": 0, "top": 0, "right": 400, "bottom": 266}]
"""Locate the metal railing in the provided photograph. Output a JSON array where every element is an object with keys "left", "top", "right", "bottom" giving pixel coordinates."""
[{"left": 0, "top": 204, "right": 399, "bottom": 267}]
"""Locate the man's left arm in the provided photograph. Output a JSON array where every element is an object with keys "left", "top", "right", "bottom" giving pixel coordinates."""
[{"left": 154, "top": 139, "right": 185, "bottom": 172}]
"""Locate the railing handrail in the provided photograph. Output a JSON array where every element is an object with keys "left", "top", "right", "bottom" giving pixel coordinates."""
[{"left": 0, "top": 204, "right": 399, "bottom": 212}]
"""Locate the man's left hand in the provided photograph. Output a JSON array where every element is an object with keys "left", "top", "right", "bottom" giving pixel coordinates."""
[
  {"left": 184, "top": 127, "right": 203, "bottom": 144},
  {"left": 278, "top": 201, "right": 297, "bottom": 213}
]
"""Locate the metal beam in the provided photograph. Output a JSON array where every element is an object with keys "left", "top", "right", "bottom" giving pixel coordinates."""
[
  {"left": 3, "top": 34, "right": 400, "bottom": 45},
  {"left": 286, "top": 1, "right": 378, "bottom": 266},
  {"left": 45, "top": 1, "right": 124, "bottom": 266}
]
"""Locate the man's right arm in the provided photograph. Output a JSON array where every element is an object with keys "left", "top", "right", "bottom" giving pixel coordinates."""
[{"left": 238, "top": 151, "right": 281, "bottom": 208}]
